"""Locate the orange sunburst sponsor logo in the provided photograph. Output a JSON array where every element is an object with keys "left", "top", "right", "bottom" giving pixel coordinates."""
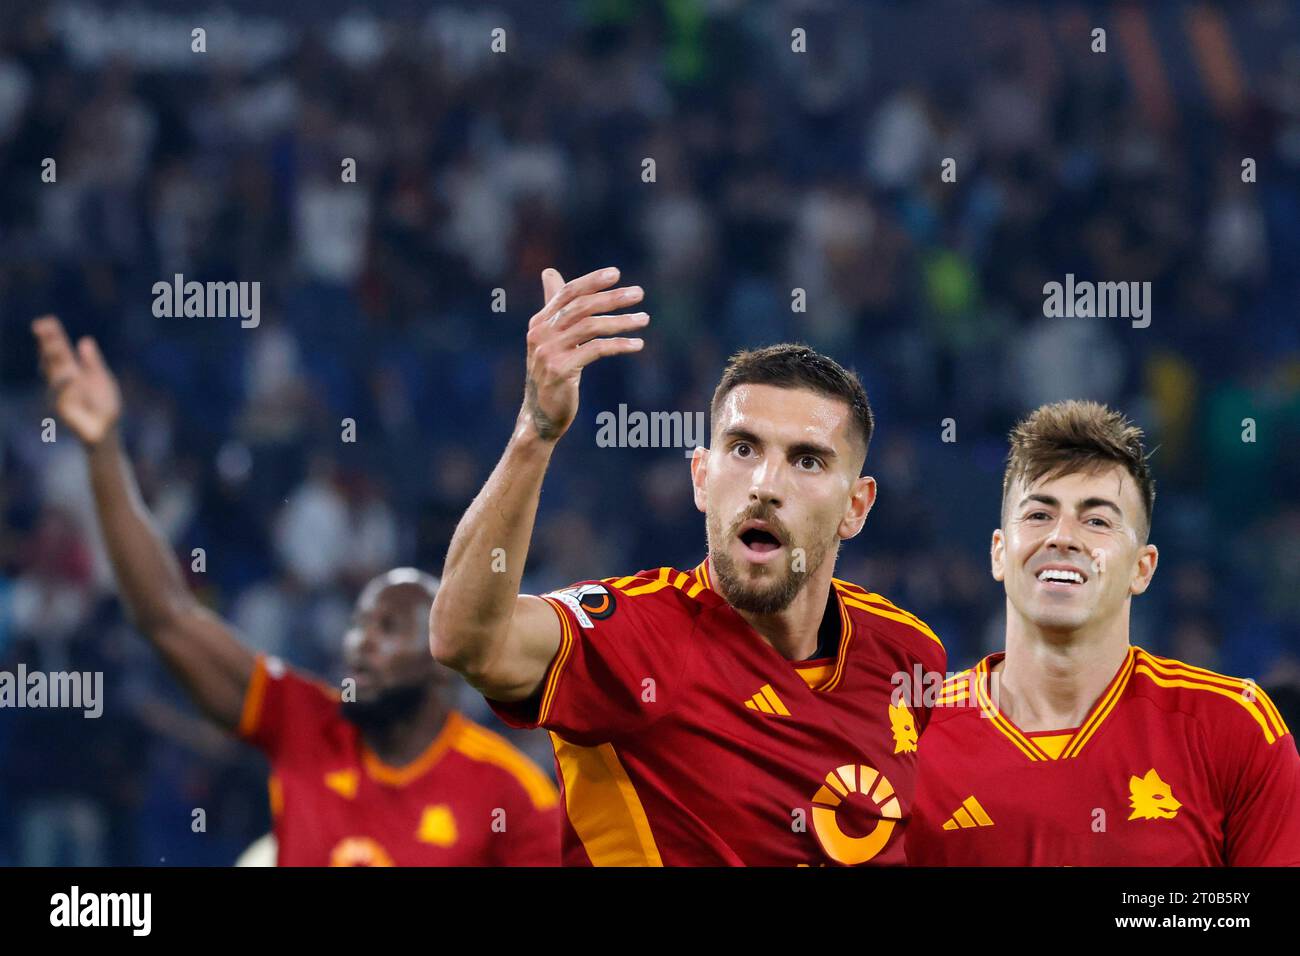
[
  {"left": 329, "top": 836, "right": 395, "bottom": 867},
  {"left": 810, "top": 764, "right": 901, "bottom": 865}
]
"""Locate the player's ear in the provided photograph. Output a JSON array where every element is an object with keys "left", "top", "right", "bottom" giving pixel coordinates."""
[
  {"left": 838, "top": 475, "right": 876, "bottom": 540},
  {"left": 690, "top": 446, "right": 708, "bottom": 514},
  {"left": 990, "top": 528, "right": 1006, "bottom": 582},
  {"left": 1129, "top": 543, "right": 1158, "bottom": 596}
]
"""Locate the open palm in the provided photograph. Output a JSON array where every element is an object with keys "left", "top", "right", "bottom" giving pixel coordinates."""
[{"left": 31, "top": 315, "right": 122, "bottom": 446}]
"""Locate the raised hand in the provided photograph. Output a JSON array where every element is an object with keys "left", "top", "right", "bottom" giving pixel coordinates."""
[
  {"left": 32, "top": 315, "right": 122, "bottom": 447},
  {"left": 520, "top": 267, "right": 649, "bottom": 442}
]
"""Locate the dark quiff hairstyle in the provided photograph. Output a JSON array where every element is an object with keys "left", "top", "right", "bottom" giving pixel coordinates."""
[
  {"left": 1002, "top": 400, "right": 1156, "bottom": 540},
  {"left": 710, "top": 343, "right": 874, "bottom": 469}
]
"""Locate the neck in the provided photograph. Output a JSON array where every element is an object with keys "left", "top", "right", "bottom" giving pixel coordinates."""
[
  {"left": 995, "top": 603, "right": 1131, "bottom": 732},
  {"left": 720, "top": 556, "right": 835, "bottom": 661},
  {"left": 361, "top": 692, "right": 450, "bottom": 767}
]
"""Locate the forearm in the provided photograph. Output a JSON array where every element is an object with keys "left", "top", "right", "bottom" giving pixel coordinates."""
[
  {"left": 432, "top": 417, "right": 556, "bottom": 668},
  {"left": 85, "top": 429, "right": 195, "bottom": 634}
]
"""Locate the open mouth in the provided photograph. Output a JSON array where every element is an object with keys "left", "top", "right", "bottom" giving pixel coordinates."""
[
  {"left": 737, "top": 520, "right": 785, "bottom": 559},
  {"left": 1035, "top": 566, "right": 1088, "bottom": 588}
]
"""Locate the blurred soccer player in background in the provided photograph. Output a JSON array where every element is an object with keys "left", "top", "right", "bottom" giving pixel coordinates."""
[
  {"left": 907, "top": 401, "right": 1300, "bottom": 865},
  {"left": 431, "top": 266, "right": 946, "bottom": 865},
  {"left": 32, "top": 316, "right": 559, "bottom": 866}
]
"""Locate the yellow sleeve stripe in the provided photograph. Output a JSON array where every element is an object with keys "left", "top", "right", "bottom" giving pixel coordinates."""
[
  {"left": 1137, "top": 651, "right": 1290, "bottom": 737},
  {"left": 623, "top": 566, "right": 672, "bottom": 596},
  {"left": 610, "top": 567, "right": 708, "bottom": 601},
  {"left": 454, "top": 725, "right": 560, "bottom": 810},
  {"left": 537, "top": 596, "right": 575, "bottom": 727},
  {"left": 1134, "top": 664, "right": 1282, "bottom": 745},
  {"left": 838, "top": 595, "right": 944, "bottom": 649}
]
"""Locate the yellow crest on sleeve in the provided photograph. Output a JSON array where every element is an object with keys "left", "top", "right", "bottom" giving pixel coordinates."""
[{"left": 889, "top": 702, "right": 917, "bottom": 754}]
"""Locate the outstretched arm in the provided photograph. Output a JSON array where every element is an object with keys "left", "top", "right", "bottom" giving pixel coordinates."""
[
  {"left": 33, "top": 316, "right": 254, "bottom": 731},
  {"left": 430, "top": 267, "right": 648, "bottom": 702}
]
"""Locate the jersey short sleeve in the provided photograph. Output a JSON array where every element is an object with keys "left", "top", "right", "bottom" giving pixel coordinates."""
[
  {"left": 237, "top": 654, "right": 340, "bottom": 761},
  {"left": 1221, "top": 688, "right": 1300, "bottom": 866},
  {"left": 487, "top": 578, "right": 692, "bottom": 747}
]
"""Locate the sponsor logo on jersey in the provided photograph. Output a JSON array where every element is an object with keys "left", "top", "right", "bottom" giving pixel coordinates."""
[
  {"left": 324, "top": 769, "right": 359, "bottom": 799},
  {"left": 545, "top": 583, "right": 616, "bottom": 629},
  {"left": 329, "top": 836, "right": 394, "bottom": 866},
  {"left": 810, "top": 763, "right": 901, "bottom": 865},
  {"left": 744, "top": 683, "right": 791, "bottom": 716},
  {"left": 940, "top": 795, "right": 995, "bottom": 830}
]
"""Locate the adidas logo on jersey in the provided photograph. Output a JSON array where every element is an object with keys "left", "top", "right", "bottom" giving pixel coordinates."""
[
  {"left": 941, "top": 795, "right": 995, "bottom": 830},
  {"left": 744, "top": 684, "right": 791, "bottom": 716}
]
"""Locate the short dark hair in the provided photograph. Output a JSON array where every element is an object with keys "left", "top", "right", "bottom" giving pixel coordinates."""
[
  {"left": 1002, "top": 400, "right": 1156, "bottom": 540},
  {"left": 710, "top": 343, "right": 874, "bottom": 468}
]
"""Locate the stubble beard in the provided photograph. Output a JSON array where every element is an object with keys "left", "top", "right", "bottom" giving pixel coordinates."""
[{"left": 707, "top": 508, "right": 834, "bottom": 615}]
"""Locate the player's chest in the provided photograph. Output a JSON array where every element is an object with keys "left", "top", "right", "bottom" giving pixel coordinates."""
[
  {"left": 657, "top": 644, "right": 921, "bottom": 864},
  {"left": 273, "top": 761, "right": 499, "bottom": 866},
  {"left": 921, "top": 727, "right": 1224, "bottom": 865}
]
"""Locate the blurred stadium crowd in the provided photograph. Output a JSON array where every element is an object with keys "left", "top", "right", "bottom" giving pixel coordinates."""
[{"left": 1, "top": 1, "right": 1299, "bottom": 864}]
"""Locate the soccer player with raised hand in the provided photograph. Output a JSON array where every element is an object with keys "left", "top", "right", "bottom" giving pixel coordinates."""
[
  {"left": 31, "top": 316, "right": 560, "bottom": 866},
  {"left": 432, "top": 267, "right": 946, "bottom": 865}
]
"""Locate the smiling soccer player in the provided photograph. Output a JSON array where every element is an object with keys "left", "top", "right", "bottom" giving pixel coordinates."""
[
  {"left": 431, "top": 266, "right": 945, "bottom": 866},
  {"left": 907, "top": 401, "right": 1300, "bottom": 866}
]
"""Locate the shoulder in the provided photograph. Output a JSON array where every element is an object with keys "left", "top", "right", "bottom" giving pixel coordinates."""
[
  {"left": 447, "top": 713, "right": 560, "bottom": 810},
  {"left": 240, "top": 655, "right": 339, "bottom": 728},
  {"left": 237, "top": 655, "right": 355, "bottom": 760},
  {"left": 923, "top": 664, "right": 986, "bottom": 729},
  {"left": 541, "top": 564, "right": 720, "bottom": 630},
  {"left": 1129, "top": 648, "right": 1292, "bottom": 748},
  {"left": 832, "top": 578, "right": 946, "bottom": 669}
]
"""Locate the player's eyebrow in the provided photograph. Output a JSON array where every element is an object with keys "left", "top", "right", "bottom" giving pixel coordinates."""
[
  {"left": 1019, "top": 493, "right": 1123, "bottom": 518},
  {"left": 721, "top": 426, "right": 838, "bottom": 460},
  {"left": 1077, "top": 496, "right": 1124, "bottom": 519},
  {"left": 789, "top": 440, "right": 838, "bottom": 460},
  {"left": 1019, "top": 493, "right": 1058, "bottom": 512}
]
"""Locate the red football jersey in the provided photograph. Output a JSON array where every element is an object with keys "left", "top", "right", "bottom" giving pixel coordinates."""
[
  {"left": 907, "top": 646, "right": 1300, "bottom": 866},
  {"left": 488, "top": 558, "right": 947, "bottom": 866},
  {"left": 238, "top": 655, "right": 561, "bottom": 865}
]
